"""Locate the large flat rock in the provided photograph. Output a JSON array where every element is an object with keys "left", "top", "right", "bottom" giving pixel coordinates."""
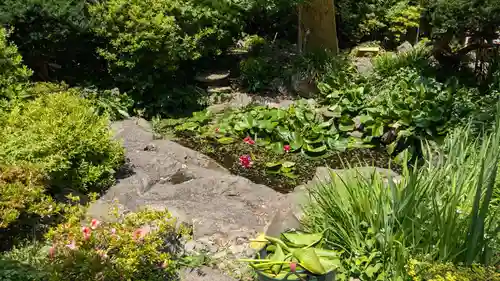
[{"left": 88, "top": 118, "right": 291, "bottom": 279}]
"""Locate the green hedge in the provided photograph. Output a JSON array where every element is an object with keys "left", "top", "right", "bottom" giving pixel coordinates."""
[
  {"left": 0, "top": 27, "right": 32, "bottom": 109},
  {"left": 0, "top": 92, "right": 124, "bottom": 194}
]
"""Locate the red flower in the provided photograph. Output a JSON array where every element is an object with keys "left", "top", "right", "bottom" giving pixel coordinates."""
[
  {"left": 239, "top": 155, "right": 253, "bottom": 168},
  {"left": 82, "top": 226, "right": 91, "bottom": 240},
  {"left": 243, "top": 136, "right": 255, "bottom": 145},
  {"left": 215, "top": 128, "right": 220, "bottom": 133},
  {"left": 290, "top": 262, "right": 297, "bottom": 272},
  {"left": 90, "top": 218, "right": 100, "bottom": 229},
  {"left": 283, "top": 145, "right": 291, "bottom": 153}
]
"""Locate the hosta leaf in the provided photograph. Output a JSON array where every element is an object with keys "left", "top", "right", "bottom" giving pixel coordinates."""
[
  {"left": 289, "top": 132, "right": 304, "bottom": 150},
  {"left": 265, "top": 161, "right": 283, "bottom": 168},
  {"left": 357, "top": 114, "right": 374, "bottom": 124},
  {"left": 281, "top": 232, "right": 322, "bottom": 247},
  {"left": 333, "top": 139, "right": 349, "bottom": 152},
  {"left": 370, "top": 122, "right": 385, "bottom": 137},
  {"left": 293, "top": 248, "right": 326, "bottom": 275},
  {"left": 268, "top": 142, "right": 284, "bottom": 154},
  {"left": 319, "top": 256, "right": 340, "bottom": 273},
  {"left": 217, "top": 137, "right": 234, "bottom": 144},
  {"left": 313, "top": 248, "right": 340, "bottom": 258},
  {"left": 304, "top": 143, "right": 327, "bottom": 153},
  {"left": 282, "top": 161, "right": 295, "bottom": 168},
  {"left": 339, "top": 123, "right": 355, "bottom": 132},
  {"left": 276, "top": 126, "right": 292, "bottom": 141},
  {"left": 271, "top": 244, "right": 285, "bottom": 274},
  {"left": 365, "top": 263, "right": 383, "bottom": 278}
]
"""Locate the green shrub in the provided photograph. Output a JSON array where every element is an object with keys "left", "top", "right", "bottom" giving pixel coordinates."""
[
  {"left": 45, "top": 208, "right": 189, "bottom": 280},
  {"left": 0, "top": 27, "right": 32, "bottom": 109},
  {"left": 0, "top": 92, "right": 124, "bottom": 193},
  {"left": 239, "top": 56, "right": 279, "bottom": 92},
  {"left": 303, "top": 111, "right": 500, "bottom": 279},
  {"left": 0, "top": 0, "right": 106, "bottom": 85},
  {"left": 0, "top": 164, "right": 57, "bottom": 228},
  {"left": 408, "top": 260, "right": 500, "bottom": 281},
  {"left": 88, "top": 0, "right": 242, "bottom": 115},
  {"left": 0, "top": 242, "right": 50, "bottom": 281}
]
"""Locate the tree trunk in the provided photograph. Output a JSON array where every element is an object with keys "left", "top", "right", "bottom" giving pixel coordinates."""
[{"left": 298, "top": 0, "right": 339, "bottom": 54}]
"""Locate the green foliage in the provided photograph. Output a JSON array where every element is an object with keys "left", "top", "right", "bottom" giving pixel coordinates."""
[
  {"left": 0, "top": 0, "right": 105, "bottom": 85},
  {"left": 79, "top": 87, "right": 133, "bottom": 121},
  {"left": 373, "top": 43, "right": 432, "bottom": 77},
  {"left": 0, "top": 27, "right": 32, "bottom": 109},
  {"left": 0, "top": 242, "right": 49, "bottom": 281},
  {"left": 45, "top": 208, "right": 190, "bottom": 280},
  {"left": 335, "top": 0, "right": 421, "bottom": 46},
  {"left": 0, "top": 92, "right": 124, "bottom": 193},
  {"left": 88, "top": 0, "right": 241, "bottom": 115},
  {"left": 1, "top": 205, "right": 194, "bottom": 281},
  {"left": 0, "top": 165, "right": 58, "bottom": 228},
  {"left": 303, "top": 113, "right": 500, "bottom": 280},
  {"left": 242, "top": 232, "right": 339, "bottom": 279},
  {"left": 239, "top": 56, "right": 279, "bottom": 92},
  {"left": 408, "top": 260, "right": 500, "bottom": 281},
  {"left": 171, "top": 100, "right": 374, "bottom": 158},
  {"left": 427, "top": 0, "right": 500, "bottom": 41}
]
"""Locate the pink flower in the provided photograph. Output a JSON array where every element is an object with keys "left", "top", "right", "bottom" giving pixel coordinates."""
[
  {"left": 284, "top": 145, "right": 291, "bottom": 153},
  {"left": 133, "top": 227, "right": 149, "bottom": 241},
  {"left": 290, "top": 262, "right": 297, "bottom": 272},
  {"left": 82, "top": 226, "right": 91, "bottom": 240},
  {"left": 243, "top": 136, "right": 255, "bottom": 145},
  {"left": 49, "top": 245, "right": 56, "bottom": 259},
  {"left": 66, "top": 240, "right": 77, "bottom": 250},
  {"left": 91, "top": 218, "right": 100, "bottom": 229},
  {"left": 239, "top": 155, "right": 253, "bottom": 168},
  {"left": 110, "top": 228, "right": 117, "bottom": 235}
]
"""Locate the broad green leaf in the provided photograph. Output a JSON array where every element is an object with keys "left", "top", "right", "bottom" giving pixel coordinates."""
[
  {"left": 281, "top": 232, "right": 322, "bottom": 247},
  {"left": 313, "top": 248, "right": 340, "bottom": 258},
  {"left": 271, "top": 244, "right": 285, "bottom": 274},
  {"left": 267, "top": 142, "right": 285, "bottom": 154},
  {"left": 217, "top": 137, "right": 234, "bottom": 144},
  {"left": 293, "top": 248, "right": 326, "bottom": 275},
  {"left": 339, "top": 123, "right": 355, "bottom": 132},
  {"left": 370, "top": 122, "right": 385, "bottom": 137},
  {"left": 265, "top": 161, "right": 283, "bottom": 168},
  {"left": 365, "top": 263, "right": 383, "bottom": 278},
  {"left": 282, "top": 161, "right": 295, "bottom": 168},
  {"left": 304, "top": 143, "right": 327, "bottom": 153},
  {"left": 319, "top": 256, "right": 340, "bottom": 273},
  {"left": 357, "top": 114, "right": 374, "bottom": 124},
  {"left": 289, "top": 132, "right": 304, "bottom": 150}
]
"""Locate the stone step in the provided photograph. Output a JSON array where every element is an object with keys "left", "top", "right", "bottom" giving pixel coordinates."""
[{"left": 195, "top": 71, "right": 231, "bottom": 86}]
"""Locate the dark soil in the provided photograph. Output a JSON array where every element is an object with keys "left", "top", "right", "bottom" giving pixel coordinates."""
[{"left": 175, "top": 134, "right": 400, "bottom": 193}]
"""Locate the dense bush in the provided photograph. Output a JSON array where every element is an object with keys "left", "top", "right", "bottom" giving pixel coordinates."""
[
  {"left": 0, "top": 0, "right": 106, "bottom": 85},
  {"left": 45, "top": 208, "right": 189, "bottom": 280},
  {"left": 1, "top": 207, "right": 191, "bottom": 281},
  {"left": 303, "top": 114, "right": 500, "bottom": 279},
  {"left": 0, "top": 27, "right": 32, "bottom": 109},
  {"left": 0, "top": 92, "right": 124, "bottom": 193},
  {"left": 88, "top": 0, "right": 243, "bottom": 116},
  {"left": 408, "top": 260, "right": 500, "bottom": 281},
  {"left": 335, "top": 0, "right": 421, "bottom": 47},
  {"left": 0, "top": 165, "right": 57, "bottom": 228}
]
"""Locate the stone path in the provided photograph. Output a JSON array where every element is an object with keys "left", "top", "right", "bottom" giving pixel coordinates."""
[{"left": 88, "top": 118, "right": 293, "bottom": 280}]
